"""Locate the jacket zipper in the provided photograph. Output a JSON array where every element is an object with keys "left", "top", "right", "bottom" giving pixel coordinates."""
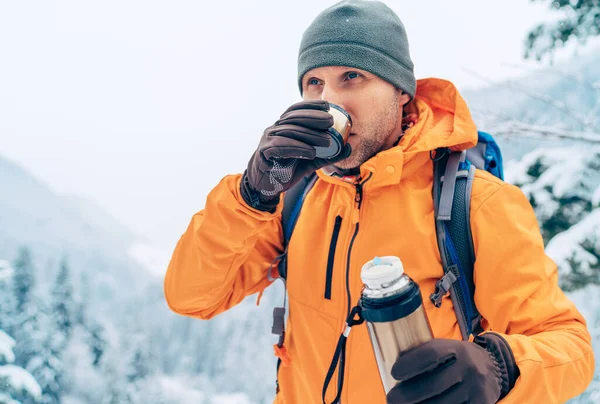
[
  {"left": 345, "top": 181, "right": 363, "bottom": 315},
  {"left": 325, "top": 216, "right": 343, "bottom": 300},
  {"left": 345, "top": 173, "right": 372, "bottom": 315},
  {"left": 338, "top": 173, "right": 373, "bottom": 402}
]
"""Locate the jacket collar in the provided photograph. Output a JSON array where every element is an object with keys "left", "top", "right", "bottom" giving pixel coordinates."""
[{"left": 317, "top": 78, "right": 478, "bottom": 189}]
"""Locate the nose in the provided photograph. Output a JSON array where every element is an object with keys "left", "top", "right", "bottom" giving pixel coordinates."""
[{"left": 320, "top": 84, "right": 347, "bottom": 112}]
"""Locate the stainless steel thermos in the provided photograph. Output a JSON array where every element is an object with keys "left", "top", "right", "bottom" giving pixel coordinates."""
[
  {"left": 359, "top": 256, "right": 434, "bottom": 393},
  {"left": 314, "top": 103, "right": 352, "bottom": 160}
]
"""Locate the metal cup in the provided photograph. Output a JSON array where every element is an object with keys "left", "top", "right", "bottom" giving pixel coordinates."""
[{"left": 314, "top": 103, "right": 352, "bottom": 159}]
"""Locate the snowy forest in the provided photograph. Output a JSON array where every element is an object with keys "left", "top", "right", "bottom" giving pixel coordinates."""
[{"left": 2, "top": 1, "right": 600, "bottom": 403}]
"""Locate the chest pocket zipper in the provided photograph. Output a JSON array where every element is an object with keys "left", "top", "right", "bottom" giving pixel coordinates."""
[{"left": 324, "top": 215, "right": 343, "bottom": 300}]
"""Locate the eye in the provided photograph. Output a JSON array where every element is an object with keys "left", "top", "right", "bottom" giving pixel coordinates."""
[
  {"left": 307, "top": 78, "right": 321, "bottom": 86},
  {"left": 346, "top": 71, "right": 362, "bottom": 80}
]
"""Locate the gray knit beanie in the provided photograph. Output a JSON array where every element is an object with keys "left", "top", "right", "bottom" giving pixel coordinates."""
[{"left": 298, "top": 0, "right": 416, "bottom": 98}]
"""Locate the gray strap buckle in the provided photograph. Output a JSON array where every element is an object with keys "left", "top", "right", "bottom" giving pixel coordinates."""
[{"left": 430, "top": 266, "right": 458, "bottom": 308}]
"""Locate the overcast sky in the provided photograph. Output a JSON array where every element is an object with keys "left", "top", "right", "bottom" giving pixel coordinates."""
[{"left": 0, "top": 0, "right": 576, "bottom": 253}]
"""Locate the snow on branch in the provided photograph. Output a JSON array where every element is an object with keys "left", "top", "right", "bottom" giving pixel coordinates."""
[
  {"left": 492, "top": 120, "right": 600, "bottom": 143},
  {"left": 462, "top": 67, "right": 599, "bottom": 132},
  {"left": 0, "top": 365, "right": 42, "bottom": 401}
]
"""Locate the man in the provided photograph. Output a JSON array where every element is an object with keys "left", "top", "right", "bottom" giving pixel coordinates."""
[{"left": 164, "top": 1, "right": 594, "bottom": 403}]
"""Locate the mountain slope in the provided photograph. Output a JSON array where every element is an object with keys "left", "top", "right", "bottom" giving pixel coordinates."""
[{"left": 0, "top": 155, "right": 148, "bottom": 301}]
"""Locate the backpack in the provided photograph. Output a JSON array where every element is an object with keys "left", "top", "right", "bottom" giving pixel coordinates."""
[{"left": 269, "top": 131, "right": 504, "bottom": 391}]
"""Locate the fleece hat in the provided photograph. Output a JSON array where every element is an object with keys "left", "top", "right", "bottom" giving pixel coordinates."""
[{"left": 297, "top": 0, "right": 416, "bottom": 98}]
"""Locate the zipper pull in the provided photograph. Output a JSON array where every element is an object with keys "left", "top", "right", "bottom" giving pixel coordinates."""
[
  {"left": 352, "top": 183, "right": 363, "bottom": 224},
  {"left": 355, "top": 182, "right": 363, "bottom": 204}
]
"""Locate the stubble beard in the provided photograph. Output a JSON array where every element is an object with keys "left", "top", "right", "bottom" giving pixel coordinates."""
[{"left": 333, "top": 94, "right": 400, "bottom": 171}]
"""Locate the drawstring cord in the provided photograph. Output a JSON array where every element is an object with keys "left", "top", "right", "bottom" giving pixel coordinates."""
[{"left": 322, "top": 305, "right": 365, "bottom": 404}]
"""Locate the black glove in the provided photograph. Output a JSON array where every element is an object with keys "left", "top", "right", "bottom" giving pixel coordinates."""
[
  {"left": 387, "top": 335, "right": 519, "bottom": 404},
  {"left": 240, "top": 100, "right": 351, "bottom": 212}
]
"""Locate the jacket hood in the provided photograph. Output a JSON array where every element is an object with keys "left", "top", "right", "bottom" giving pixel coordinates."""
[
  {"left": 401, "top": 77, "right": 478, "bottom": 154},
  {"left": 320, "top": 77, "right": 478, "bottom": 186}
]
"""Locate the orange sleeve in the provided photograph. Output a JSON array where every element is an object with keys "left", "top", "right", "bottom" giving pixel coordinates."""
[
  {"left": 164, "top": 173, "right": 283, "bottom": 320},
  {"left": 471, "top": 180, "right": 594, "bottom": 403}
]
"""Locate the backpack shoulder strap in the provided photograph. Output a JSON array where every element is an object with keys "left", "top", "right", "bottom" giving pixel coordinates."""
[
  {"left": 431, "top": 149, "right": 481, "bottom": 341},
  {"left": 272, "top": 172, "right": 318, "bottom": 393},
  {"left": 278, "top": 172, "right": 318, "bottom": 279}
]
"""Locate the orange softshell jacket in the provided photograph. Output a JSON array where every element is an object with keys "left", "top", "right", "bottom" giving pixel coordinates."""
[{"left": 164, "top": 78, "right": 594, "bottom": 403}]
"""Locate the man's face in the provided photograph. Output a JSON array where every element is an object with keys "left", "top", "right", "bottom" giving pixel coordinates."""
[{"left": 302, "top": 66, "right": 410, "bottom": 170}]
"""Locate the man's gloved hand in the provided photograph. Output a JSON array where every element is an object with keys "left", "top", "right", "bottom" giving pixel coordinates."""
[
  {"left": 387, "top": 335, "right": 519, "bottom": 404},
  {"left": 240, "top": 100, "right": 351, "bottom": 212}
]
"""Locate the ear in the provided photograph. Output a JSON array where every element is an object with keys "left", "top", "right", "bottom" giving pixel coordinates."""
[{"left": 399, "top": 92, "right": 411, "bottom": 107}]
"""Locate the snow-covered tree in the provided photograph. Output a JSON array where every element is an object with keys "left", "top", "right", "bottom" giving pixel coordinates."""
[
  {"left": 506, "top": 146, "right": 600, "bottom": 242},
  {"left": 23, "top": 314, "right": 64, "bottom": 404},
  {"left": 126, "top": 346, "right": 151, "bottom": 384},
  {"left": 526, "top": 0, "right": 600, "bottom": 61},
  {"left": 547, "top": 210, "right": 600, "bottom": 291},
  {"left": 0, "top": 260, "right": 42, "bottom": 403},
  {"left": 10, "top": 252, "right": 65, "bottom": 404},
  {"left": 11, "top": 249, "right": 39, "bottom": 370},
  {"left": 504, "top": 144, "right": 600, "bottom": 402},
  {"left": 72, "top": 271, "right": 106, "bottom": 368},
  {"left": 505, "top": 145, "right": 600, "bottom": 291},
  {"left": 0, "top": 330, "right": 42, "bottom": 404},
  {"left": 101, "top": 363, "right": 131, "bottom": 404},
  {"left": 12, "top": 248, "right": 34, "bottom": 315},
  {"left": 0, "top": 260, "right": 17, "bottom": 335},
  {"left": 86, "top": 320, "right": 107, "bottom": 368},
  {"left": 59, "top": 300, "right": 107, "bottom": 402},
  {"left": 50, "top": 257, "right": 74, "bottom": 352}
]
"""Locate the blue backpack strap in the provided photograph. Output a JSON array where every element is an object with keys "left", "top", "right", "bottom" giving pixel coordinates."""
[
  {"left": 272, "top": 172, "right": 318, "bottom": 394},
  {"left": 278, "top": 172, "right": 318, "bottom": 279},
  {"left": 431, "top": 148, "right": 481, "bottom": 341}
]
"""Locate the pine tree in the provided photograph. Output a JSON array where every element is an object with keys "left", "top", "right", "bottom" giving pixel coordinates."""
[
  {"left": 120, "top": 333, "right": 163, "bottom": 404},
  {"left": 76, "top": 272, "right": 107, "bottom": 368},
  {"left": 12, "top": 247, "right": 34, "bottom": 314},
  {"left": 12, "top": 248, "right": 38, "bottom": 370},
  {"left": 10, "top": 251, "right": 65, "bottom": 403},
  {"left": 12, "top": 298, "right": 64, "bottom": 404},
  {"left": 86, "top": 320, "right": 107, "bottom": 368},
  {"left": 0, "top": 260, "right": 17, "bottom": 335},
  {"left": 51, "top": 257, "right": 74, "bottom": 352},
  {"left": 0, "top": 328, "right": 43, "bottom": 404},
  {"left": 126, "top": 346, "right": 151, "bottom": 383},
  {"left": 101, "top": 364, "right": 132, "bottom": 404},
  {"left": 0, "top": 260, "right": 42, "bottom": 404},
  {"left": 74, "top": 272, "right": 89, "bottom": 327},
  {"left": 25, "top": 314, "right": 63, "bottom": 404}
]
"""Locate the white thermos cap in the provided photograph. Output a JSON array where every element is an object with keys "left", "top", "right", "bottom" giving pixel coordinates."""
[{"left": 360, "top": 256, "right": 405, "bottom": 290}]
